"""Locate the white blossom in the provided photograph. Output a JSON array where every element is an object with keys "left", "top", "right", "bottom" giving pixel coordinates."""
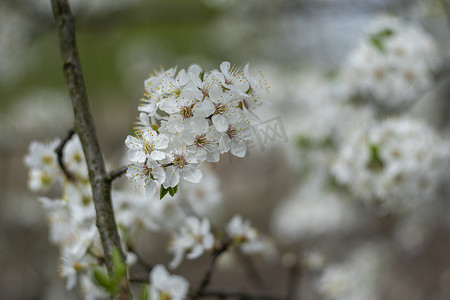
[
  {"left": 149, "top": 264, "right": 189, "bottom": 300},
  {"left": 169, "top": 217, "right": 215, "bottom": 269}
]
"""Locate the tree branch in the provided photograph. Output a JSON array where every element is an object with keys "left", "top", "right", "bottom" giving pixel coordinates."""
[
  {"left": 108, "top": 165, "right": 129, "bottom": 182},
  {"left": 235, "top": 249, "right": 267, "bottom": 291},
  {"left": 50, "top": 0, "right": 130, "bottom": 298},
  {"left": 197, "top": 288, "right": 284, "bottom": 300},
  {"left": 55, "top": 128, "right": 76, "bottom": 180},
  {"left": 194, "top": 240, "right": 231, "bottom": 298}
]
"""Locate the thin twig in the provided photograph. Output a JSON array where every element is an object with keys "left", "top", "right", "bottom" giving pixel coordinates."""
[
  {"left": 50, "top": 0, "right": 130, "bottom": 298},
  {"left": 194, "top": 240, "right": 231, "bottom": 298},
  {"left": 108, "top": 165, "right": 129, "bottom": 182},
  {"left": 55, "top": 128, "right": 76, "bottom": 180},
  {"left": 129, "top": 275, "right": 148, "bottom": 284},
  {"left": 439, "top": 0, "right": 450, "bottom": 33},
  {"left": 235, "top": 249, "right": 267, "bottom": 291},
  {"left": 286, "top": 260, "right": 300, "bottom": 300},
  {"left": 196, "top": 288, "right": 284, "bottom": 300},
  {"left": 127, "top": 245, "right": 154, "bottom": 273}
]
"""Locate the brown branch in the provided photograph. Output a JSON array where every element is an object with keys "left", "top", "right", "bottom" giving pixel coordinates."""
[
  {"left": 439, "top": 0, "right": 450, "bottom": 33},
  {"left": 235, "top": 249, "right": 267, "bottom": 291},
  {"left": 194, "top": 240, "right": 231, "bottom": 298},
  {"left": 108, "top": 165, "right": 129, "bottom": 182},
  {"left": 50, "top": 0, "right": 130, "bottom": 299},
  {"left": 196, "top": 288, "right": 284, "bottom": 300},
  {"left": 284, "top": 254, "right": 301, "bottom": 300},
  {"left": 55, "top": 128, "right": 76, "bottom": 180}
]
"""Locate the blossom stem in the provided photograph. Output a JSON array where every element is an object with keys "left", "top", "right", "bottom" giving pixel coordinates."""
[
  {"left": 196, "top": 288, "right": 284, "bottom": 300},
  {"left": 235, "top": 249, "right": 267, "bottom": 291},
  {"left": 55, "top": 128, "right": 75, "bottom": 180},
  {"left": 194, "top": 240, "right": 231, "bottom": 297},
  {"left": 108, "top": 165, "right": 130, "bottom": 182},
  {"left": 50, "top": 0, "right": 130, "bottom": 298}
]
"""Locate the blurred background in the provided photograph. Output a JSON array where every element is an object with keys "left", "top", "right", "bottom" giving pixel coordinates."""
[{"left": 3, "top": 0, "right": 450, "bottom": 299}]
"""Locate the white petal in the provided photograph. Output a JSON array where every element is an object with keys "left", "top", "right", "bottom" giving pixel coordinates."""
[
  {"left": 231, "top": 140, "right": 246, "bottom": 157},
  {"left": 150, "top": 264, "right": 169, "bottom": 288},
  {"left": 152, "top": 166, "right": 166, "bottom": 184},
  {"left": 220, "top": 61, "right": 230, "bottom": 75},
  {"left": 169, "top": 250, "right": 184, "bottom": 270},
  {"left": 203, "top": 234, "right": 215, "bottom": 250},
  {"left": 155, "top": 134, "right": 169, "bottom": 149},
  {"left": 219, "top": 135, "right": 231, "bottom": 153},
  {"left": 145, "top": 180, "right": 157, "bottom": 198},
  {"left": 212, "top": 114, "right": 228, "bottom": 132},
  {"left": 150, "top": 150, "right": 166, "bottom": 161},
  {"left": 163, "top": 169, "right": 180, "bottom": 188},
  {"left": 125, "top": 135, "right": 141, "bottom": 148},
  {"left": 182, "top": 168, "right": 202, "bottom": 183},
  {"left": 187, "top": 245, "right": 204, "bottom": 259},
  {"left": 127, "top": 149, "right": 146, "bottom": 163}
]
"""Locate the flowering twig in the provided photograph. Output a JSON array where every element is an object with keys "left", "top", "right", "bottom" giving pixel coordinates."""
[
  {"left": 196, "top": 288, "right": 284, "bottom": 300},
  {"left": 108, "top": 165, "right": 129, "bottom": 182},
  {"left": 235, "top": 249, "right": 267, "bottom": 291},
  {"left": 55, "top": 128, "right": 75, "bottom": 180},
  {"left": 194, "top": 240, "right": 231, "bottom": 298},
  {"left": 50, "top": 0, "right": 130, "bottom": 298},
  {"left": 284, "top": 254, "right": 301, "bottom": 300}
]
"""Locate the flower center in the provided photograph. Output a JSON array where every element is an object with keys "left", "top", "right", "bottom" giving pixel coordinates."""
[
  {"left": 194, "top": 134, "right": 207, "bottom": 147},
  {"left": 42, "top": 155, "right": 53, "bottom": 165},
  {"left": 73, "top": 152, "right": 83, "bottom": 163},
  {"left": 226, "top": 126, "right": 237, "bottom": 139},
  {"left": 173, "top": 154, "right": 187, "bottom": 169},
  {"left": 180, "top": 106, "right": 193, "bottom": 119},
  {"left": 142, "top": 140, "right": 154, "bottom": 154},
  {"left": 215, "top": 103, "right": 227, "bottom": 115}
]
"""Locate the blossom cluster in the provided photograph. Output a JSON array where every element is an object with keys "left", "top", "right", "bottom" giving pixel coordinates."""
[
  {"left": 332, "top": 117, "right": 450, "bottom": 213},
  {"left": 343, "top": 15, "right": 440, "bottom": 109},
  {"left": 24, "top": 133, "right": 270, "bottom": 298},
  {"left": 125, "top": 61, "right": 268, "bottom": 197},
  {"left": 22, "top": 62, "right": 274, "bottom": 299},
  {"left": 317, "top": 243, "right": 390, "bottom": 300}
]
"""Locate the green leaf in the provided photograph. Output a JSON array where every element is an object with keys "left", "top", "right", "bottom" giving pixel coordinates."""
[
  {"left": 160, "top": 184, "right": 178, "bottom": 199},
  {"left": 168, "top": 185, "right": 178, "bottom": 196},
  {"left": 92, "top": 266, "right": 115, "bottom": 293},
  {"left": 369, "top": 28, "right": 395, "bottom": 53},
  {"left": 160, "top": 184, "right": 169, "bottom": 199},
  {"left": 112, "top": 247, "right": 127, "bottom": 281},
  {"left": 140, "top": 284, "right": 150, "bottom": 300},
  {"left": 367, "top": 144, "right": 384, "bottom": 171}
]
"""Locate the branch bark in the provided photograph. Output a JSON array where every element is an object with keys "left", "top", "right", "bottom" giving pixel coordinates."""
[
  {"left": 55, "top": 128, "right": 75, "bottom": 180},
  {"left": 197, "top": 288, "right": 284, "bottom": 300},
  {"left": 50, "top": 0, "right": 131, "bottom": 298}
]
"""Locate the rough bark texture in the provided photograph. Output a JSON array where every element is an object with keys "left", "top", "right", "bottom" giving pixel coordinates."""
[{"left": 50, "top": 0, "right": 131, "bottom": 298}]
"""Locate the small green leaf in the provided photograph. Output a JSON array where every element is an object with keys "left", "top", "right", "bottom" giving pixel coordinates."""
[
  {"left": 367, "top": 144, "right": 384, "bottom": 171},
  {"left": 92, "top": 266, "right": 114, "bottom": 293},
  {"left": 296, "top": 135, "right": 311, "bottom": 148},
  {"left": 160, "top": 185, "right": 169, "bottom": 199},
  {"left": 112, "top": 247, "right": 127, "bottom": 281},
  {"left": 168, "top": 186, "right": 176, "bottom": 197},
  {"left": 140, "top": 284, "right": 150, "bottom": 300},
  {"left": 160, "top": 185, "right": 178, "bottom": 199},
  {"left": 369, "top": 28, "right": 395, "bottom": 53}
]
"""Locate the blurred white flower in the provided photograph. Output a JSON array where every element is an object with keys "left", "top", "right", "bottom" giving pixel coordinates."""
[
  {"left": 169, "top": 217, "right": 215, "bottom": 269},
  {"left": 317, "top": 243, "right": 390, "bottom": 300},
  {"left": 343, "top": 15, "right": 441, "bottom": 110},
  {"left": 332, "top": 117, "right": 450, "bottom": 213},
  {"left": 271, "top": 188, "right": 360, "bottom": 244},
  {"left": 149, "top": 264, "right": 189, "bottom": 300}
]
